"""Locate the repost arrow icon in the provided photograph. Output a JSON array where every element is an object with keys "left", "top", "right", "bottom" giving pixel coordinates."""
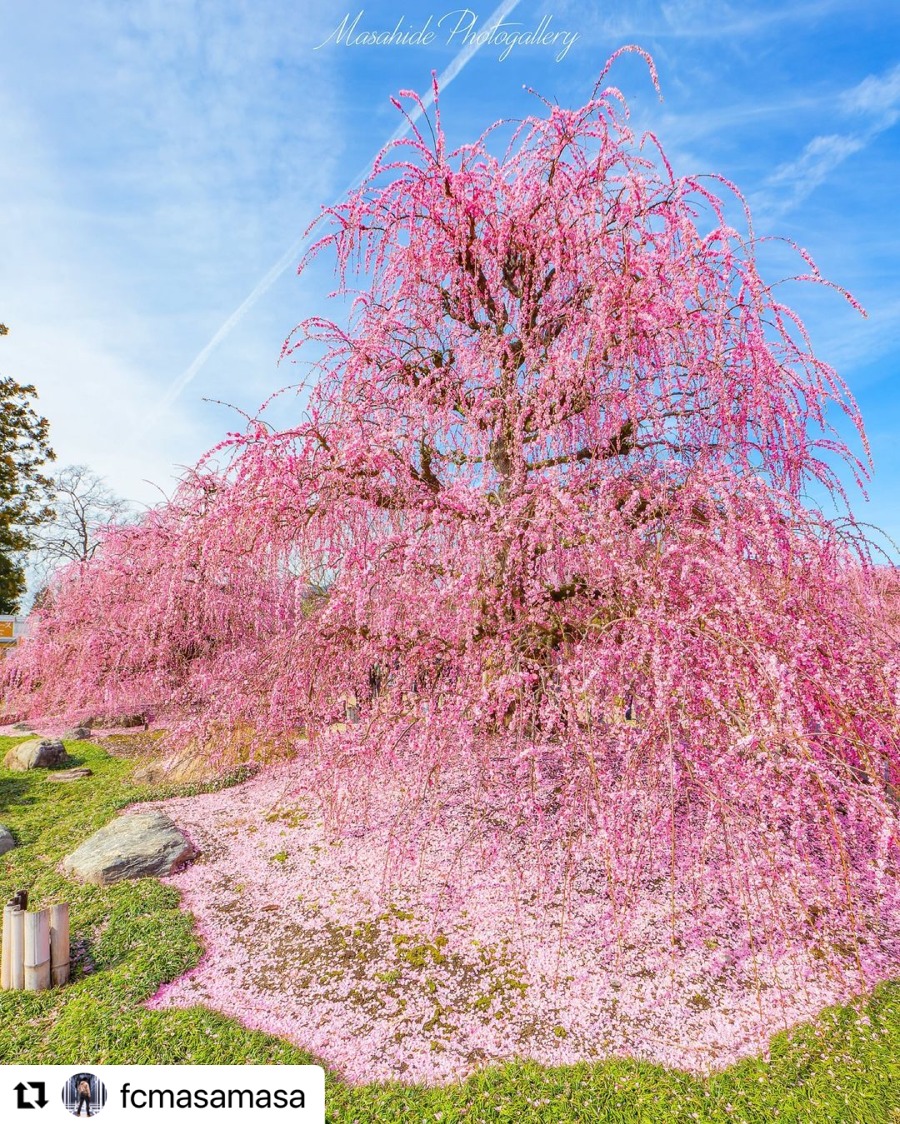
[{"left": 13, "top": 1081, "right": 47, "bottom": 1109}]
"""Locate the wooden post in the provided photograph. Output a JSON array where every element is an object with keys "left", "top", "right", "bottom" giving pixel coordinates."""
[
  {"left": 50, "top": 903, "right": 70, "bottom": 987},
  {"left": 1, "top": 903, "right": 14, "bottom": 989},
  {"left": 23, "top": 908, "right": 50, "bottom": 991},
  {"left": 10, "top": 908, "right": 24, "bottom": 990}
]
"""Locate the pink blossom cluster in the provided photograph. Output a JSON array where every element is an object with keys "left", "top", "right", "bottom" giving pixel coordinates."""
[{"left": 4, "top": 49, "right": 899, "bottom": 1030}]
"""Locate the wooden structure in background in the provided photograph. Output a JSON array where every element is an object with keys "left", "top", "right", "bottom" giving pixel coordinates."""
[{"left": 0, "top": 614, "right": 27, "bottom": 657}]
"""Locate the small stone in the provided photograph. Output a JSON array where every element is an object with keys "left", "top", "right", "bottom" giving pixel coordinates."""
[
  {"left": 46, "top": 768, "right": 94, "bottom": 783},
  {"left": 65, "top": 727, "right": 92, "bottom": 741},
  {"left": 3, "top": 738, "right": 69, "bottom": 771},
  {"left": 61, "top": 812, "right": 196, "bottom": 885},
  {"left": 0, "top": 825, "right": 14, "bottom": 855}
]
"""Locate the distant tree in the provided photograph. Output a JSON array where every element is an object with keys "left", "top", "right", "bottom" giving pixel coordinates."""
[
  {"left": 29, "top": 464, "right": 132, "bottom": 585},
  {"left": 0, "top": 325, "right": 55, "bottom": 612}
]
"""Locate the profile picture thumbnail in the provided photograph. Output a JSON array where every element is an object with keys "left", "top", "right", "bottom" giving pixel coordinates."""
[{"left": 63, "top": 1073, "right": 107, "bottom": 1118}]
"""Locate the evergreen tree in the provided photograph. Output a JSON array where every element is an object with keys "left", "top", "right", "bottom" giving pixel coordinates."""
[{"left": 0, "top": 324, "right": 55, "bottom": 612}]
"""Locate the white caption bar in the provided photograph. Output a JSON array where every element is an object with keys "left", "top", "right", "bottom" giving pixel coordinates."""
[{"left": 0, "top": 1066, "right": 325, "bottom": 1123}]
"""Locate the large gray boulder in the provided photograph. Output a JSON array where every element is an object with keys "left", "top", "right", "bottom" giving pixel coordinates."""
[
  {"left": 61, "top": 812, "right": 196, "bottom": 885},
  {"left": 3, "top": 738, "right": 69, "bottom": 771},
  {"left": 0, "top": 825, "right": 14, "bottom": 855}
]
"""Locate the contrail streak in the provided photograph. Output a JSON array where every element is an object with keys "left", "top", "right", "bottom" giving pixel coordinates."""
[{"left": 154, "top": 0, "right": 522, "bottom": 419}]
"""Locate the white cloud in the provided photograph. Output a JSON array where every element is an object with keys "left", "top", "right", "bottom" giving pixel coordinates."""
[
  {"left": 560, "top": 0, "right": 851, "bottom": 43},
  {"left": 757, "top": 60, "right": 900, "bottom": 215},
  {"left": 0, "top": 0, "right": 342, "bottom": 503},
  {"left": 767, "top": 132, "right": 867, "bottom": 201},
  {"left": 841, "top": 61, "right": 900, "bottom": 122}
]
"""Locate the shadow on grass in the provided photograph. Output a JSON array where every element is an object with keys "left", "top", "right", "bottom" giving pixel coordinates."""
[{"left": 0, "top": 774, "right": 34, "bottom": 816}]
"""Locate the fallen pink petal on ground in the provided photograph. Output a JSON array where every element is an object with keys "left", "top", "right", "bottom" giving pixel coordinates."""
[{"left": 142, "top": 761, "right": 900, "bottom": 1086}]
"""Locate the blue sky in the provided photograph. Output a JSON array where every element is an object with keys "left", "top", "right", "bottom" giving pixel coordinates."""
[{"left": 1, "top": 0, "right": 898, "bottom": 553}]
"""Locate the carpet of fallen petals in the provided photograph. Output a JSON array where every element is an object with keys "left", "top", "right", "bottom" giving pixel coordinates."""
[{"left": 137, "top": 760, "right": 900, "bottom": 1086}]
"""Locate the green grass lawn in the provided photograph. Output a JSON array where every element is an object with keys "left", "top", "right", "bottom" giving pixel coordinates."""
[{"left": 1, "top": 734, "right": 898, "bottom": 1123}]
